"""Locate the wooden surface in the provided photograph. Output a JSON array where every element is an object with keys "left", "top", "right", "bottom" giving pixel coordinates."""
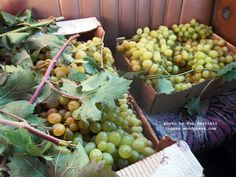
[{"left": 212, "top": 0, "right": 236, "bottom": 46}]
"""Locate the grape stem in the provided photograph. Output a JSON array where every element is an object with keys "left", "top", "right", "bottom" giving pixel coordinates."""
[
  {"left": 144, "top": 69, "right": 195, "bottom": 80},
  {"left": 46, "top": 81, "right": 81, "bottom": 100},
  {"left": 100, "top": 31, "right": 106, "bottom": 68},
  {"left": 29, "top": 34, "right": 80, "bottom": 104},
  {"left": 72, "top": 42, "right": 103, "bottom": 53},
  {"left": 0, "top": 113, "right": 71, "bottom": 146}
]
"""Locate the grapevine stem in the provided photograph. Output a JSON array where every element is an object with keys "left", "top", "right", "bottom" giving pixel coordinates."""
[
  {"left": 0, "top": 116, "right": 70, "bottom": 146},
  {"left": 29, "top": 34, "right": 80, "bottom": 104},
  {"left": 46, "top": 81, "right": 81, "bottom": 100},
  {"left": 145, "top": 69, "right": 195, "bottom": 80},
  {"left": 0, "top": 17, "right": 64, "bottom": 37},
  {"left": 0, "top": 109, "right": 27, "bottom": 123}
]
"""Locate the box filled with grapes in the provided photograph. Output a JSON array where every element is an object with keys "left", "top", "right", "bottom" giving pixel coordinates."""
[
  {"left": 116, "top": 19, "right": 236, "bottom": 114},
  {"left": 32, "top": 17, "right": 163, "bottom": 171}
]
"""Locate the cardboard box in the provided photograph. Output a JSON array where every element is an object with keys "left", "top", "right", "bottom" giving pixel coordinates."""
[
  {"left": 115, "top": 34, "right": 236, "bottom": 114},
  {"left": 117, "top": 140, "right": 204, "bottom": 177},
  {"left": 56, "top": 17, "right": 104, "bottom": 40}
]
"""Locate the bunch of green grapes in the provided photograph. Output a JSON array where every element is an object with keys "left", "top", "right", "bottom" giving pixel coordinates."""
[
  {"left": 40, "top": 96, "right": 82, "bottom": 140},
  {"left": 117, "top": 25, "right": 179, "bottom": 78},
  {"left": 40, "top": 94, "right": 156, "bottom": 170},
  {"left": 117, "top": 20, "right": 236, "bottom": 92},
  {"left": 172, "top": 39, "right": 236, "bottom": 87},
  {"left": 74, "top": 37, "right": 115, "bottom": 67},
  {"left": 172, "top": 19, "right": 213, "bottom": 42}
]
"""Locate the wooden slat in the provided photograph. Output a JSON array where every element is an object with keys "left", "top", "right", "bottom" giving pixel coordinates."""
[
  {"left": 59, "top": 0, "right": 80, "bottom": 20},
  {"left": 180, "top": 0, "right": 214, "bottom": 24},
  {"left": 136, "top": 0, "right": 151, "bottom": 28},
  {"left": 164, "top": 0, "right": 183, "bottom": 27},
  {"left": 119, "top": 0, "right": 137, "bottom": 38},
  {"left": 79, "top": 0, "right": 101, "bottom": 21},
  {"left": 26, "top": 0, "right": 61, "bottom": 18},
  {"left": 212, "top": 0, "right": 236, "bottom": 46},
  {"left": 150, "top": 0, "right": 167, "bottom": 29},
  {"left": 100, "top": 0, "right": 119, "bottom": 51}
]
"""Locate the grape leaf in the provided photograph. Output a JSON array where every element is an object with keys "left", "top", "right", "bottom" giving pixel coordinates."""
[
  {"left": 217, "top": 62, "right": 236, "bottom": 81},
  {"left": 25, "top": 34, "right": 74, "bottom": 64},
  {"left": 6, "top": 32, "right": 31, "bottom": 45},
  {"left": 79, "top": 161, "right": 119, "bottom": 177},
  {"left": 60, "top": 79, "right": 82, "bottom": 97},
  {"left": 81, "top": 71, "right": 108, "bottom": 92},
  {"left": 120, "top": 71, "right": 146, "bottom": 80},
  {"left": 0, "top": 100, "right": 35, "bottom": 119},
  {"left": 2, "top": 129, "right": 42, "bottom": 156},
  {"left": 155, "top": 78, "right": 175, "bottom": 94},
  {"left": 0, "top": 65, "right": 24, "bottom": 73},
  {"left": 8, "top": 154, "right": 49, "bottom": 177},
  {"left": 36, "top": 84, "right": 59, "bottom": 104},
  {"left": 0, "top": 70, "right": 37, "bottom": 105},
  {"left": 185, "top": 97, "right": 200, "bottom": 115},
  {"left": 11, "top": 48, "right": 33, "bottom": 68},
  {"left": 0, "top": 11, "right": 17, "bottom": 26},
  {"left": 68, "top": 68, "right": 87, "bottom": 82},
  {"left": 52, "top": 143, "right": 89, "bottom": 177},
  {"left": 76, "top": 72, "right": 131, "bottom": 121}
]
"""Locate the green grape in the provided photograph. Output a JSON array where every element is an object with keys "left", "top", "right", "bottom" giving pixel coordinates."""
[
  {"left": 101, "top": 121, "right": 112, "bottom": 131},
  {"left": 47, "top": 113, "right": 62, "bottom": 124},
  {"left": 67, "top": 101, "right": 80, "bottom": 111},
  {"left": 153, "top": 52, "right": 162, "bottom": 63},
  {"left": 52, "top": 123, "right": 65, "bottom": 136},
  {"left": 208, "top": 50, "right": 218, "bottom": 58},
  {"left": 131, "top": 126, "right": 143, "bottom": 133},
  {"left": 85, "top": 142, "right": 96, "bottom": 154},
  {"left": 164, "top": 49, "right": 173, "bottom": 57},
  {"left": 108, "top": 131, "right": 121, "bottom": 146},
  {"left": 72, "top": 133, "right": 83, "bottom": 144},
  {"left": 120, "top": 135, "right": 134, "bottom": 146},
  {"left": 142, "top": 60, "right": 152, "bottom": 71},
  {"left": 132, "top": 140, "right": 146, "bottom": 153},
  {"left": 63, "top": 128, "right": 74, "bottom": 140},
  {"left": 98, "top": 141, "right": 107, "bottom": 151},
  {"left": 106, "top": 142, "right": 116, "bottom": 154},
  {"left": 129, "top": 151, "right": 140, "bottom": 163},
  {"left": 69, "top": 123, "right": 79, "bottom": 132},
  {"left": 136, "top": 28, "right": 143, "bottom": 35},
  {"left": 89, "top": 149, "right": 103, "bottom": 162},
  {"left": 93, "top": 52, "right": 102, "bottom": 62},
  {"left": 142, "top": 51, "right": 153, "bottom": 60},
  {"left": 95, "top": 131, "right": 108, "bottom": 145},
  {"left": 90, "top": 122, "right": 101, "bottom": 133},
  {"left": 102, "top": 153, "right": 114, "bottom": 166},
  {"left": 117, "top": 158, "right": 129, "bottom": 169},
  {"left": 58, "top": 96, "right": 70, "bottom": 105},
  {"left": 118, "top": 145, "right": 132, "bottom": 159}
]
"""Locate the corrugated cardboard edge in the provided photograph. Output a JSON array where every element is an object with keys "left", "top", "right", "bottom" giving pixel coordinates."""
[
  {"left": 117, "top": 141, "right": 204, "bottom": 177},
  {"left": 56, "top": 17, "right": 101, "bottom": 35}
]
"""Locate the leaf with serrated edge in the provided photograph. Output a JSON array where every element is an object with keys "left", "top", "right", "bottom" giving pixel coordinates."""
[
  {"left": 217, "top": 62, "right": 236, "bottom": 81},
  {"left": 77, "top": 73, "right": 131, "bottom": 121},
  {"left": 81, "top": 71, "right": 108, "bottom": 92},
  {"left": 0, "top": 70, "right": 37, "bottom": 105},
  {"left": 78, "top": 161, "right": 119, "bottom": 177},
  {"left": 155, "top": 78, "right": 175, "bottom": 94},
  {"left": 8, "top": 154, "right": 49, "bottom": 177},
  {"left": 185, "top": 97, "right": 201, "bottom": 115},
  {"left": 52, "top": 143, "right": 89, "bottom": 177}
]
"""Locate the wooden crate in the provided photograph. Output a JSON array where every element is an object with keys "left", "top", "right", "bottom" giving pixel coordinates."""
[{"left": 115, "top": 33, "right": 236, "bottom": 114}]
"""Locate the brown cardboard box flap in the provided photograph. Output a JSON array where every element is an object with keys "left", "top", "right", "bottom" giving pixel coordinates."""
[
  {"left": 56, "top": 17, "right": 101, "bottom": 35},
  {"left": 117, "top": 141, "right": 203, "bottom": 177}
]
